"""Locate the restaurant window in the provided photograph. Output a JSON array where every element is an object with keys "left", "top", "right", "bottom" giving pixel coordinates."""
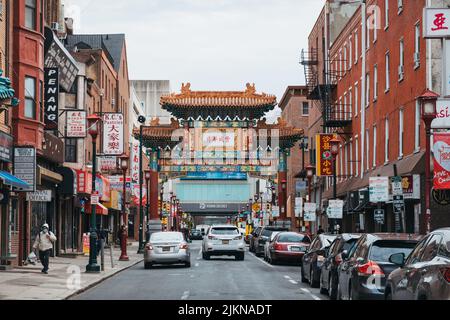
[
  {"left": 302, "top": 102, "right": 309, "bottom": 116},
  {"left": 25, "top": 0, "right": 36, "bottom": 30},
  {"left": 65, "top": 138, "right": 77, "bottom": 163},
  {"left": 25, "top": 76, "right": 36, "bottom": 119}
]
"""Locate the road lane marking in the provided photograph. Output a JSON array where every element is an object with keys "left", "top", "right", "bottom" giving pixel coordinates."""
[
  {"left": 195, "top": 263, "right": 199, "bottom": 267},
  {"left": 284, "top": 275, "right": 291, "bottom": 279},
  {"left": 301, "top": 288, "right": 310, "bottom": 293},
  {"left": 250, "top": 253, "right": 274, "bottom": 268},
  {"left": 289, "top": 279, "right": 298, "bottom": 285},
  {"left": 181, "top": 291, "right": 190, "bottom": 300},
  {"left": 311, "top": 294, "right": 321, "bottom": 301}
]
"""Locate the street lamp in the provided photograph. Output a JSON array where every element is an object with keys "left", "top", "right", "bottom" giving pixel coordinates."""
[
  {"left": 86, "top": 114, "right": 102, "bottom": 273},
  {"left": 119, "top": 154, "right": 129, "bottom": 261},
  {"left": 144, "top": 169, "right": 151, "bottom": 242},
  {"left": 330, "top": 136, "right": 340, "bottom": 234},
  {"left": 419, "top": 89, "right": 439, "bottom": 234}
]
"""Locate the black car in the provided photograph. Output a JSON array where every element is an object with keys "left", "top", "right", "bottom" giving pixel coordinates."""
[
  {"left": 253, "top": 226, "right": 289, "bottom": 256},
  {"left": 319, "top": 233, "right": 361, "bottom": 299},
  {"left": 190, "top": 229, "right": 203, "bottom": 240},
  {"left": 249, "top": 227, "right": 262, "bottom": 253},
  {"left": 337, "top": 233, "right": 422, "bottom": 300},
  {"left": 301, "top": 234, "right": 337, "bottom": 288}
]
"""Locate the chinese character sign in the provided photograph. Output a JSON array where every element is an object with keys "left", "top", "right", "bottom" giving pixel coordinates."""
[
  {"left": 103, "top": 113, "right": 124, "bottom": 155},
  {"left": 433, "top": 133, "right": 450, "bottom": 190},
  {"left": 131, "top": 140, "right": 140, "bottom": 183},
  {"left": 424, "top": 8, "right": 450, "bottom": 38},
  {"left": 66, "top": 111, "right": 86, "bottom": 137},
  {"left": 316, "top": 134, "right": 336, "bottom": 177}
]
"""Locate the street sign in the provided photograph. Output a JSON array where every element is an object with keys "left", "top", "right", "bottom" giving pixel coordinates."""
[
  {"left": 369, "top": 177, "right": 389, "bottom": 202},
  {"left": 328, "top": 200, "right": 344, "bottom": 219},
  {"left": 391, "top": 176, "right": 405, "bottom": 232},
  {"left": 91, "top": 193, "right": 100, "bottom": 205},
  {"left": 294, "top": 197, "right": 303, "bottom": 217},
  {"left": 13, "top": 147, "right": 36, "bottom": 192},
  {"left": 272, "top": 206, "right": 280, "bottom": 218},
  {"left": 374, "top": 209, "right": 385, "bottom": 224},
  {"left": 303, "top": 203, "right": 316, "bottom": 222},
  {"left": 26, "top": 190, "right": 52, "bottom": 202}
]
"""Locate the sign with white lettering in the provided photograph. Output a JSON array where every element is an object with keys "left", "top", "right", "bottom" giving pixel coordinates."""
[
  {"left": 369, "top": 177, "right": 389, "bottom": 202},
  {"left": 303, "top": 203, "right": 316, "bottom": 222},
  {"left": 423, "top": 8, "right": 450, "bottom": 38},
  {"left": 26, "top": 190, "right": 52, "bottom": 202},
  {"left": 66, "top": 111, "right": 87, "bottom": 137},
  {"left": 328, "top": 200, "right": 344, "bottom": 219},
  {"left": 13, "top": 147, "right": 36, "bottom": 192},
  {"left": 294, "top": 197, "right": 303, "bottom": 217},
  {"left": 432, "top": 99, "right": 450, "bottom": 129},
  {"left": 44, "top": 68, "right": 59, "bottom": 130},
  {"left": 103, "top": 113, "right": 124, "bottom": 155}
]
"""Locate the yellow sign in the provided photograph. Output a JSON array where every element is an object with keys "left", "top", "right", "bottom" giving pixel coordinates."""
[
  {"left": 252, "top": 203, "right": 261, "bottom": 212},
  {"left": 82, "top": 233, "right": 90, "bottom": 255}
]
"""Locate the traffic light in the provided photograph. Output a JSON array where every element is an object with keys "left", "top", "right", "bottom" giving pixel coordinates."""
[{"left": 266, "top": 203, "right": 271, "bottom": 212}]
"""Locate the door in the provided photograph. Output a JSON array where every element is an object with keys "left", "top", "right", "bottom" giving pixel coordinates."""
[
  {"left": 303, "top": 237, "right": 320, "bottom": 279},
  {"left": 323, "top": 238, "right": 341, "bottom": 289},
  {"left": 338, "top": 235, "right": 365, "bottom": 299}
]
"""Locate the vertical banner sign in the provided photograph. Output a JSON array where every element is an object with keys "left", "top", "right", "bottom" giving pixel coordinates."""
[
  {"left": 423, "top": 8, "right": 450, "bottom": 38},
  {"left": 316, "top": 134, "right": 336, "bottom": 176},
  {"left": 66, "top": 111, "right": 87, "bottom": 137},
  {"left": 433, "top": 133, "right": 450, "bottom": 189},
  {"left": 131, "top": 141, "right": 140, "bottom": 183},
  {"left": 13, "top": 147, "right": 36, "bottom": 192},
  {"left": 103, "top": 113, "right": 124, "bottom": 155},
  {"left": 44, "top": 68, "right": 59, "bottom": 130},
  {"left": 369, "top": 177, "right": 390, "bottom": 202},
  {"left": 303, "top": 203, "right": 317, "bottom": 222}
]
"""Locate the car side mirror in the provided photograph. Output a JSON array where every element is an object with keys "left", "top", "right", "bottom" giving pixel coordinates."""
[
  {"left": 389, "top": 253, "right": 405, "bottom": 267},
  {"left": 356, "top": 257, "right": 365, "bottom": 264}
]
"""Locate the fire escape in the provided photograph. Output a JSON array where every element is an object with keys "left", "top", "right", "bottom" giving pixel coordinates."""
[{"left": 300, "top": 49, "right": 352, "bottom": 131}]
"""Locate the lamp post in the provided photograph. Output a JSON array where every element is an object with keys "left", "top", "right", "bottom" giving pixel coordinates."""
[
  {"left": 137, "top": 115, "right": 146, "bottom": 253},
  {"left": 176, "top": 199, "right": 180, "bottom": 231},
  {"left": 160, "top": 184, "right": 164, "bottom": 221},
  {"left": 300, "top": 138, "right": 309, "bottom": 178},
  {"left": 119, "top": 154, "right": 129, "bottom": 261},
  {"left": 330, "top": 137, "right": 340, "bottom": 234},
  {"left": 419, "top": 89, "right": 439, "bottom": 234},
  {"left": 169, "top": 192, "right": 174, "bottom": 230},
  {"left": 86, "top": 114, "right": 102, "bottom": 273},
  {"left": 144, "top": 169, "right": 151, "bottom": 242}
]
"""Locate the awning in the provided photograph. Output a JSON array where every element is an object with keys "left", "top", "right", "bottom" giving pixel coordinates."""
[
  {"left": 0, "top": 170, "right": 30, "bottom": 190},
  {"left": 85, "top": 202, "right": 109, "bottom": 216}
]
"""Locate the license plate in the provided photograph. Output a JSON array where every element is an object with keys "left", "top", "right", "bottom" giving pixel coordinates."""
[
  {"left": 290, "top": 247, "right": 302, "bottom": 252},
  {"left": 222, "top": 240, "right": 229, "bottom": 245},
  {"left": 162, "top": 247, "right": 171, "bottom": 252}
]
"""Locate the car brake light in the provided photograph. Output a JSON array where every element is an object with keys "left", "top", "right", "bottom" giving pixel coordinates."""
[
  {"left": 179, "top": 243, "right": 188, "bottom": 249},
  {"left": 357, "top": 260, "right": 385, "bottom": 276},
  {"left": 274, "top": 243, "right": 282, "bottom": 251},
  {"left": 440, "top": 267, "right": 450, "bottom": 283},
  {"left": 145, "top": 244, "right": 153, "bottom": 251}
]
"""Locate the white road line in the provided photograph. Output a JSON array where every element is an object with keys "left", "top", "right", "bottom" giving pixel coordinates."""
[
  {"left": 250, "top": 253, "right": 275, "bottom": 268},
  {"left": 181, "top": 291, "right": 190, "bottom": 300},
  {"left": 284, "top": 275, "right": 291, "bottom": 279},
  {"left": 195, "top": 263, "right": 199, "bottom": 267},
  {"left": 301, "top": 288, "right": 310, "bottom": 293},
  {"left": 311, "top": 294, "right": 321, "bottom": 301},
  {"left": 289, "top": 279, "right": 298, "bottom": 285}
]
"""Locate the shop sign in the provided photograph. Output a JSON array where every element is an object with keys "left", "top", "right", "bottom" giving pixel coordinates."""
[
  {"left": 98, "top": 156, "right": 117, "bottom": 172},
  {"left": 294, "top": 197, "right": 303, "bottom": 217},
  {"left": 13, "top": 147, "right": 36, "bottom": 192},
  {"left": 66, "top": 111, "right": 86, "bottom": 137},
  {"left": 423, "top": 8, "right": 450, "bottom": 38},
  {"left": 316, "top": 134, "right": 336, "bottom": 177},
  {"left": 303, "top": 203, "right": 316, "bottom": 222},
  {"left": 44, "top": 68, "right": 59, "bottom": 130},
  {"left": 369, "top": 177, "right": 389, "bottom": 202},
  {"left": 131, "top": 141, "right": 140, "bottom": 183},
  {"left": 0, "top": 131, "right": 13, "bottom": 162},
  {"left": 103, "top": 113, "right": 124, "bottom": 155},
  {"left": 433, "top": 133, "right": 450, "bottom": 189},
  {"left": 328, "top": 200, "right": 344, "bottom": 219},
  {"left": 26, "top": 190, "right": 52, "bottom": 202}
]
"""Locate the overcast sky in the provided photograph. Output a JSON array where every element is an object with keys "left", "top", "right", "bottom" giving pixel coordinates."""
[{"left": 64, "top": 0, "right": 325, "bottom": 120}]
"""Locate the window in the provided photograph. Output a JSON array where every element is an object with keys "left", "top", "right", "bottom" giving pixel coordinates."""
[
  {"left": 65, "top": 138, "right": 77, "bottom": 163},
  {"left": 25, "top": 0, "right": 36, "bottom": 30},
  {"left": 399, "top": 39, "right": 404, "bottom": 81},
  {"left": 344, "top": 93, "right": 347, "bottom": 120},
  {"left": 355, "top": 137, "right": 359, "bottom": 175},
  {"left": 366, "top": 130, "right": 370, "bottom": 171},
  {"left": 366, "top": 20, "right": 370, "bottom": 50},
  {"left": 385, "top": 0, "right": 389, "bottom": 28},
  {"left": 355, "top": 83, "right": 359, "bottom": 117},
  {"left": 340, "top": 146, "right": 343, "bottom": 182},
  {"left": 414, "top": 23, "right": 421, "bottom": 68},
  {"left": 415, "top": 100, "right": 421, "bottom": 151},
  {"left": 349, "top": 88, "right": 353, "bottom": 116},
  {"left": 355, "top": 31, "right": 359, "bottom": 63},
  {"left": 24, "top": 76, "right": 36, "bottom": 119},
  {"left": 385, "top": 52, "right": 390, "bottom": 91},
  {"left": 349, "top": 37, "right": 353, "bottom": 67},
  {"left": 350, "top": 140, "right": 353, "bottom": 176},
  {"left": 344, "top": 45, "right": 347, "bottom": 73},
  {"left": 385, "top": 118, "right": 389, "bottom": 163},
  {"left": 373, "top": 10, "right": 378, "bottom": 42},
  {"left": 339, "top": 50, "right": 342, "bottom": 76},
  {"left": 366, "top": 73, "right": 370, "bottom": 107},
  {"left": 302, "top": 102, "right": 309, "bottom": 116},
  {"left": 373, "top": 126, "right": 377, "bottom": 168},
  {"left": 398, "top": 0, "right": 403, "bottom": 14},
  {"left": 399, "top": 109, "right": 404, "bottom": 158},
  {"left": 374, "top": 65, "right": 378, "bottom": 101},
  {"left": 39, "top": 80, "right": 43, "bottom": 122},
  {"left": 344, "top": 143, "right": 348, "bottom": 179}
]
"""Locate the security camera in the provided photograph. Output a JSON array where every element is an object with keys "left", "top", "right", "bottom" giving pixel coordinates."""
[{"left": 138, "top": 115, "right": 146, "bottom": 124}]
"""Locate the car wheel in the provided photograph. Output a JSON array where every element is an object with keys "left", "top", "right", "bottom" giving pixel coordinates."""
[
  {"left": 301, "top": 265, "right": 308, "bottom": 283},
  {"left": 185, "top": 261, "right": 191, "bottom": 268},
  {"left": 319, "top": 273, "right": 328, "bottom": 295},
  {"left": 329, "top": 275, "right": 338, "bottom": 300},
  {"left": 202, "top": 252, "right": 210, "bottom": 260},
  {"left": 144, "top": 262, "right": 152, "bottom": 269},
  {"left": 238, "top": 253, "right": 245, "bottom": 261}
]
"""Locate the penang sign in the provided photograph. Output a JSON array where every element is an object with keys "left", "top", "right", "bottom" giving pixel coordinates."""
[{"left": 44, "top": 68, "right": 59, "bottom": 130}]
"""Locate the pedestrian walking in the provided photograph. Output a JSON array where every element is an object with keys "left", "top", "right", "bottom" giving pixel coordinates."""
[{"left": 32, "top": 223, "right": 56, "bottom": 274}]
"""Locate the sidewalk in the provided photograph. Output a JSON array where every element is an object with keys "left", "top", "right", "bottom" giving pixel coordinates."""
[{"left": 0, "top": 242, "right": 143, "bottom": 300}]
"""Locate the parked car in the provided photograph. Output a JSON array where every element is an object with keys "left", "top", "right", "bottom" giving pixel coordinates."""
[
  {"left": 202, "top": 225, "right": 245, "bottom": 260},
  {"left": 301, "top": 234, "right": 337, "bottom": 288},
  {"left": 319, "top": 233, "right": 362, "bottom": 299},
  {"left": 385, "top": 228, "right": 450, "bottom": 300},
  {"left": 264, "top": 231, "right": 281, "bottom": 261},
  {"left": 337, "top": 233, "right": 422, "bottom": 300},
  {"left": 253, "top": 226, "right": 289, "bottom": 256},
  {"left": 267, "top": 232, "right": 311, "bottom": 265},
  {"left": 144, "top": 231, "right": 191, "bottom": 269},
  {"left": 248, "top": 227, "right": 262, "bottom": 252},
  {"left": 190, "top": 229, "right": 203, "bottom": 240}
]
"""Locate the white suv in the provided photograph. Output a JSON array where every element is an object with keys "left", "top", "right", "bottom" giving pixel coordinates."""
[{"left": 202, "top": 225, "right": 245, "bottom": 260}]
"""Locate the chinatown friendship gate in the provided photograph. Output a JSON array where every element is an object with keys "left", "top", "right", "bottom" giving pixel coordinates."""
[{"left": 133, "top": 83, "right": 304, "bottom": 230}]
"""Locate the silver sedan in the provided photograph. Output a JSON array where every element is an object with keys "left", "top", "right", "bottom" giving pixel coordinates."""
[{"left": 144, "top": 232, "right": 191, "bottom": 269}]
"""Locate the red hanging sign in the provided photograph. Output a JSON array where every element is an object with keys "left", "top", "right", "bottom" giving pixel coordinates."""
[{"left": 433, "top": 133, "right": 450, "bottom": 190}]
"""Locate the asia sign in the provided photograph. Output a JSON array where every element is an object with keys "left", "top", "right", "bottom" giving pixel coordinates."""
[
  {"left": 433, "top": 133, "right": 450, "bottom": 189},
  {"left": 423, "top": 8, "right": 450, "bottom": 38},
  {"left": 103, "top": 113, "right": 124, "bottom": 155},
  {"left": 316, "top": 134, "right": 336, "bottom": 176},
  {"left": 44, "top": 68, "right": 59, "bottom": 130},
  {"left": 66, "top": 111, "right": 86, "bottom": 137},
  {"left": 369, "top": 177, "right": 389, "bottom": 203},
  {"left": 13, "top": 147, "right": 36, "bottom": 192},
  {"left": 432, "top": 99, "right": 450, "bottom": 129}
]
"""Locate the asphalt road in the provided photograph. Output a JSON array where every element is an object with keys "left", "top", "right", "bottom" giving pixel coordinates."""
[{"left": 72, "top": 241, "right": 329, "bottom": 300}]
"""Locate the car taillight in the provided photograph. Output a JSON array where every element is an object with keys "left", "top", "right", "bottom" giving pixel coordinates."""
[
  {"left": 179, "top": 243, "right": 188, "bottom": 249},
  {"left": 440, "top": 267, "right": 450, "bottom": 283},
  {"left": 145, "top": 244, "right": 153, "bottom": 251},
  {"left": 357, "top": 260, "right": 385, "bottom": 276},
  {"left": 233, "top": 236, "right": 242, "bottom": 240},
  {"left": 274, "top": 243, "right": 282, "bottom": 251},
  {"left": 208, "top": 235, "right": 216, "bottom": 240}
]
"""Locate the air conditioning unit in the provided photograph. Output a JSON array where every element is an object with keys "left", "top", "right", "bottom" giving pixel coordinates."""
[
  {"left": 51, "top": 22, "right": 59, "bottom": 31},
  {"left": 398, "top": 65, "right": 404, "bottom": 79},
  {"left": 414, "top": 52, "right": 420, "bottom": 67}
]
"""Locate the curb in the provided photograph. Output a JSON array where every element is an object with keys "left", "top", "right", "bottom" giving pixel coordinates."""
[{"left": 63, "top": 258, "right": 144, "bottom": 300}]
